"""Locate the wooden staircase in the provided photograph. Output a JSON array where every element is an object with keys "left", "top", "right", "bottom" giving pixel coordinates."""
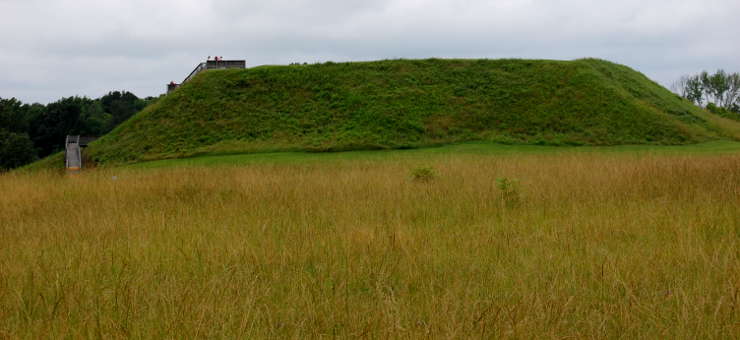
[{"left": 65, "top": 135, "right": 82, "bottom": 172}]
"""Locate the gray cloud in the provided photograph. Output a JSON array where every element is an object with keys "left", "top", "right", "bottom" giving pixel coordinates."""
[{"left": 1, "top": 0, "right": 738, "bottom": 103}]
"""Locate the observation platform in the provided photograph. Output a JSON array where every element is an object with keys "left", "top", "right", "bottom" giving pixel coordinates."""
[{"left": 167, "top": 59, "right": 246, "bottom": 93}]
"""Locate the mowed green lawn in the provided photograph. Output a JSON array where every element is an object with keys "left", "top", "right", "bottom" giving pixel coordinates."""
[
  {"left": 128, "top": 140, "right": 740, "bottom": 169},
  {"left": 1, "top": 143, "right": 739, "bottom": 338}
]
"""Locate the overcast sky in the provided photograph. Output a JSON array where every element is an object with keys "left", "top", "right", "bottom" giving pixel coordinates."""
[{"left": 1, "top": 0, "right": 738, "bottom": 104}]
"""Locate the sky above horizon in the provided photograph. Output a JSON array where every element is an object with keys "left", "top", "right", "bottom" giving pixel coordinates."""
[{"left": 1, "top": 0, "right": 738, "bottom": 104}]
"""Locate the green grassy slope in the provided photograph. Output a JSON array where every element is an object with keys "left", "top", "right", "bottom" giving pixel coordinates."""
[{"left": 84, "top": 58, "right": 740, "bottom": 164}]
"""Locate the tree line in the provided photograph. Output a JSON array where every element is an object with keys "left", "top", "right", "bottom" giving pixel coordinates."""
[
  {"left": 672, "top": 70, "right": 740, "bottom": 116},
  {"left": 0, "top": 91, "right": 156, "bottom": 171}
]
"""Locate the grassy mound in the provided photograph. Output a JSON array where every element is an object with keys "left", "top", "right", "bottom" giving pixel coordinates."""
[{"left": 85, "top": 58, "right": 740, "bottom": 164}]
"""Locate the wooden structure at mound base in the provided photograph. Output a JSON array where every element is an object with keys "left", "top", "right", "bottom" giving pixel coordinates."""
[
  {"left": 65, "top": 136, "right": 96, "bottom": 172},
  {"left": 65, "top": 135, "right": 81, "bottom": 172},
  {"left": 167, "top": 59, "right": 246, "bottom": 93}
]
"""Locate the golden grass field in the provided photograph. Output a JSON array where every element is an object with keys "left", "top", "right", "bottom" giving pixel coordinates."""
[{"left": 1, "top": 152, "right": 738, "bottom": 338}]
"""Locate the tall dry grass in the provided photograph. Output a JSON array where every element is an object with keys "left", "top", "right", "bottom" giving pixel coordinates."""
[{"left": 0, "top": 153, "right": 738, "bottom": 339}]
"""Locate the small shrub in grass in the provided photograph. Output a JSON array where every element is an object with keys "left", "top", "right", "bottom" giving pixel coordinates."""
[
  {"left": 496, "top": 177, "right": 520, "bottom": 207},
  {"left": 411, "top": 167, "right": 436, "bottom": 182}
]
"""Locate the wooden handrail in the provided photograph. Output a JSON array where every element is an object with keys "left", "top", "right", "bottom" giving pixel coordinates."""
[
  {"left": 183, "top": 62, "right": 207, "bottom": 84},
  {"left": 168, "top": 60, "right": 246, "bottom": 93}
]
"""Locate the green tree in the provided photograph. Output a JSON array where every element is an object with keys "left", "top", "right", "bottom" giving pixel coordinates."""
[
  {"left": 701, "top": 71, "right": 728, "bottom": 106},
  {"left": 0, "top": 91, "right": 151, "bottom": 170},
  {"left": 725, "top": 73, "right": 740, "bottom": 110},
  {"left": 100, "top": 91, "right": 146, "bottom": 130},
  {"left": 0, "top": 97, "right": 30, "bottom": 133},
  {"left": 30, "top": 96, "right": 99, "bottom": 157},
  {"left": 686, "top": 76, "right": 704, "bottom": 105},
  {"left": 0, "top": 97, "right": 43, "bottom": 170},
  {"left": 0, "top": 129, "right": 37, "bottom": 171},
  {"left": 674, "top": 70, "right": 740, "bottom": 113}
]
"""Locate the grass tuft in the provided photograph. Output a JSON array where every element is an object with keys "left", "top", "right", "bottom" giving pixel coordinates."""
[{"left": 410, "top": 166, "right": 436, "bottom": 183}]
